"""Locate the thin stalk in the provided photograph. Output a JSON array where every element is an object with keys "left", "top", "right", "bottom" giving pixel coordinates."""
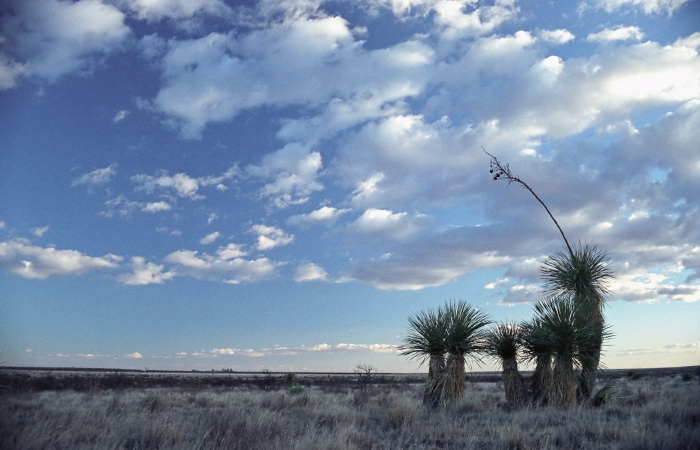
[{"left": 484, "top": 148, "right": 573, "bottom": 258}]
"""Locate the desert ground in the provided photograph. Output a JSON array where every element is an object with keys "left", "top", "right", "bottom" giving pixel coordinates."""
[{"left": 1, "top": 366, "right": 699, "bottom": 449}]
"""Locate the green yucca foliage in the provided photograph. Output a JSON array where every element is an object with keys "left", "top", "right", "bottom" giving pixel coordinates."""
[
  {"left": 398, "top": 306, "right": 447, "bottom": 407},
  {"left": 399, "top": 301, "right": 491, "bottom": 406},
  {"left": 442, "top": 301, "right": 491, "bottom": 402},
  {"left": 541, "top": 243, "right": 613, "bottom": 302},
  {"left": 399, "top": 307, "right": 446, "bottom": 364},
  {"left": 520, "top": 319, "right": 553, "bottom": 405},
  {"left": 443, "top": 301, "right": 491, "bottom": 359},
  {"left": 484, "top": 322, "right": 521, "bottom": 361},
  {"left": 541, "top": 242, "right": 613, "bottom": 400},
  {"left": 484, "top": 323, "right": 527, "bottom": 406},
  {"left": 530, "top": 296, "right": 612, "bottom": 407}
]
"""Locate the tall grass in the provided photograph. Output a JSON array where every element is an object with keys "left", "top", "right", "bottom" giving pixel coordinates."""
[{"left": 1, "top": 372, "right": 698, "bottom": 449}]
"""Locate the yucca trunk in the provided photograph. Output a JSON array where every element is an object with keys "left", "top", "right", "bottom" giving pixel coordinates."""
[
  {"left": 549, "top": 356, "right": 576, "bottom": 407},
  {"left": 424, "top": 353, "right": 446, "bottom": 408},
  {"left": 578, "top": 293, "right": 604, "bottom": 401},
  {"left": 442, "top": 353, "right": 465, "bottom": 402},
  {"left": 531, "top": 354, "right": 552, "bottom": 405},
  {"left": 502, "top": 356, "right": 527, "bottom": 406}
]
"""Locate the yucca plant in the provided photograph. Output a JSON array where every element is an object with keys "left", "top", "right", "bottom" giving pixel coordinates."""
[
  {"left": 484, "top": 322, "right": 527, "bottom": 407},
  {"left": 531, "top": 296, "right": 609, "bottom": 407},
  {"left": 520, "top": 318, "right": 553, "bottom": 405},
  {"left": 541, "top": 242, "right": 613, "bottom": 400},
  {"left": 441, "top": 301, "right": 491, "bottom": 403},
  {"left": 398, "top": 306, "right": 447, "bottom": 408}
]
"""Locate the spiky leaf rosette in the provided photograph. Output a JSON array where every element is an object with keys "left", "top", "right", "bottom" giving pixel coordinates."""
[
  {"left": 520, "top": 318, "right": 551, "bottom": 362},
  {"left": 541, "top": 242, "right": 613, "bottom": 308},
  {"left": 531, "top": 296, "right": 611, "bottom": 367},
  {"left": 442, "top": 301, "right": 491, "bottom": 360},
  {"left": 484, "top": 322, "right": 522, "bottom": 361},
  {"left": 398, "top": 306, "right": 447, "bottom": 365}
]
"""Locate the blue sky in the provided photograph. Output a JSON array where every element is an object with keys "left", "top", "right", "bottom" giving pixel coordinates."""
[{"left": 1, "top": 0, "right": 699, "bottom": 373}]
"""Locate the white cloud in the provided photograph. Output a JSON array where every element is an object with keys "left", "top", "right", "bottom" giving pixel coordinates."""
[
  {"left": 346, "top": 226, "right": 513, "bottom": 290},
  {"left": 142, "top": 201, "right": 171, "bottom": 213},
  {"left": 293, "top": 262, "right": 328, "bottom": 282},
  {"left": 200, "top": 231, "right": 221, "bottom": 245},
  {"left": 433, "top": 0, "right": 520, "bottom": 40},
  {"left": 288, "top": 206, "right": 351, "bottom": 226},
  {"left": 123, "top": 352, "right": 143, "bottom": 359},
  {"left": 0, "top": 52, "right": 29, "bottom": 90},
  {"left": 586, "top": 0, "right": 691, "bottom": 15},
  {"left": 349, "top": 208, "right": 430, "bottom": 240},
  {"left": 587, "top": 25, "right": 644, "bottom": 43},
  {"left": 112, "top": 110, "right": 130, "bottom": 123},
  {"left": 0, "top": 0, "right": 129, "bottom": 83},
  {"left": 147, "top": 14, "right": 433, "bottom": 138},
  {"left": 250, "top": 224, "right": 294, "bottom": 251},
  {"left": 72, "top": 164, "right": 117, "bottom": 188},
  {"left": 31, "top": 226, "right": 49, "bottom": 237},
  {"left": 246, "top": 143, "right": 324, "bottom": 209},
  {"left": 538, "top": 29, "right": 575, "bottom": 44},
  {"left": 216, "top": 243, "right": 248, "bottom": 260},
  {"left": 0, "top": 239, "right": 120, "bottom": 279},
  {"left": 127, "top": 0, "right": 231, "bottom": 21},
  {"left": 132, "top": 168, "right": 237, "bottom": 200},
  {"left": 118, "top": 256, "right": 175, "bottom": 285},
  {"left": 132, "top": 172, "right": 202, "bottom": 199},
  {"left": 619, "top": 342, "right": 700, "bottom": 356},
  {"left": 101, "top": 195, "right": 141, "bottom": 217},
  {"left": 164, "top": 248, "right": 281, "bottom": 284}
]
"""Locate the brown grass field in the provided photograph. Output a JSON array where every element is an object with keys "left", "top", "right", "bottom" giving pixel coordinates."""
[{"left": 1, "top": 366, "right": 699, "bottom": 449}]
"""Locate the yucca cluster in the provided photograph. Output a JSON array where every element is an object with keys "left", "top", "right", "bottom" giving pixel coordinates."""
[{"left": 400, "top": 243, "right": 613, "bottom": 409}]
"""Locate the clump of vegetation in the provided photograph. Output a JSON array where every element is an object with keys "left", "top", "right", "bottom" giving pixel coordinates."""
[
  {"left": 399, "top": 301, "right": 491, "bottom": 408},
  {"left": 483, "top": 322, "right": 527, "bottom": 407}
]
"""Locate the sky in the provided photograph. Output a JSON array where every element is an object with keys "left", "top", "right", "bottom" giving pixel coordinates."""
[{"left": 0, "top": 0, "right": 699, "bottom": 373}]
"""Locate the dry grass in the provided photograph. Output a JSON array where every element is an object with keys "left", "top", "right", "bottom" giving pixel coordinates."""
[{"left": 1, "top": 370, "right": 698, "bottom": 449}]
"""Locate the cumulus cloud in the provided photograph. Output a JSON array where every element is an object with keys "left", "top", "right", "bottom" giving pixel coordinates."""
[
  {"left": 0, "top": 53, "right": 29, "bottom": 89},
  {"left": 288, "top": 206, "right": 351, "bottom": 226},
  {"left": 586, "top": 0, "right": 692, "bottom": 15},
  {"left": 31, "top": 226, "right": 49, "bottom": 238},
  {"left": 118, "top": 256, "right": 175, "bottom": 285},
  {"left": 348, "top": 208, "right": 431, "bottom": 240},
  {"left": 187, "top": 341, "right": 396, "bottom": 359},
  {"left": 0, "top": 239, "right": 120, "bottom": 279},
  {"left": 538, "top": 29, "right": 575, "bottom": 44},
  {"left": 587, "top": 25, "right": 644, "bottom": 43},
  {"left": 246, "top": 143, "right": 324, "bottom": 208},
  {"left": 618, "top": 342, "right": 700, "bottom": 356},
  {"left": 142, "top": 201, "right": 171, "bottom": 213},
  {"left": 127, "top": 0, "right": 232, "bottom": 22},
  {"left": 433, "top": 0, "right": 520, "bottom": 40},
  {"left": 71, "top": 164, "right": 117, "bottom": 188},
  {"left": 250, "top": 225, "right": 294, "bottom": 251},
  {"left": 293, "top": 262, "right": 329, "bottom": 282},
  {"left": 132, "top": 168, "right": 237, "bottom": 200},
  {"left": 164, "top": 246, "right": 281, "bottom": 284},
  {"left": 132, "top": 172, "right": 203, "bottom": 199},
  {"left": 0, "top": 0, "right": 129, "bottom": 83},
  {"left": 146, "top": 14, "right": 433, "bottom": 138},
  {"left": 112, "top": 110, "right": 130, "bottom": 123},
  {"left": 200, "top": 231, "right": 221, "bottom": 245}
]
